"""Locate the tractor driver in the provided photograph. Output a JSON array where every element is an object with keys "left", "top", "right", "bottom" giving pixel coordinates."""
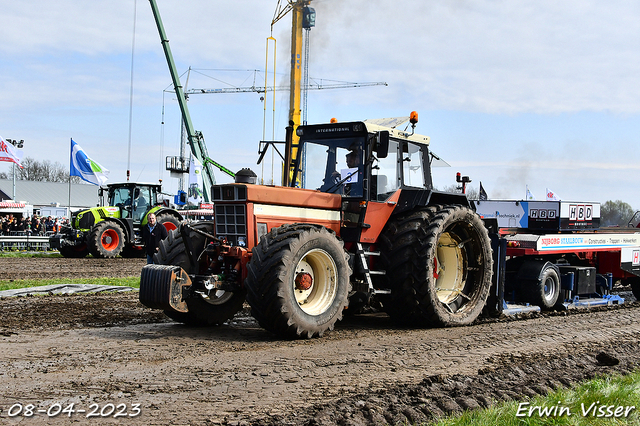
[
  {"left": 132, "top": 188, "right": 149, "bottom": 221},
  {"left": 345, "top": 149, "right": 360, "bottom": 169},
  {"left": 330, "top": 148, "right": 362, "bottom": 196}
]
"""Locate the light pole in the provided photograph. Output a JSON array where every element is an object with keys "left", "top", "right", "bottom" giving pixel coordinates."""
[{"left": 5, "top": 139, "right": 24, "bottom": 201}]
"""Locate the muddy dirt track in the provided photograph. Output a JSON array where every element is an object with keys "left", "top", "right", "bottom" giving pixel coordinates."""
[{"left": 0, "top": 257, "right": 639, "bottom": 425}]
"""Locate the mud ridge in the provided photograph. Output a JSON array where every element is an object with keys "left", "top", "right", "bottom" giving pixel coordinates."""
[{"left": 249, "top": 340, "right": 640, "bottom": 426}]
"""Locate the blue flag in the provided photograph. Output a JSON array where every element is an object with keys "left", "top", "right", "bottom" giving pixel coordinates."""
[{"left": 70, "top": 139, "right": 109, "bottom": 186}]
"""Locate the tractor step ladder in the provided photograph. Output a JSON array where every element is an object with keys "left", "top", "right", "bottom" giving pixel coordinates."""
[{"left": 356, "top": 243, "right": 390, "bottom": 295}]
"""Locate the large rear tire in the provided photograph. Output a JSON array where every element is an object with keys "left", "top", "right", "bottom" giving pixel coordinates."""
[
  {"left": 120, "top": 244, "right": 145, "bottom": 258},
  {"left": 245, "top": 224, "right": 351, "bottom": 339},
  {"left": 155, "top": 222, "right": 246, "bottom": 326},
  {"left": 89, "top": 222, "right": 125, "bottom": 258},
  {"left": 378, "top": 205, "right": 493, "bottom": 326},
  {"left": 59, "top": 243, "right": 89, "bottom": 258},
  {"left": 155, "top": 212, "right": 180, "bottom": 233}
]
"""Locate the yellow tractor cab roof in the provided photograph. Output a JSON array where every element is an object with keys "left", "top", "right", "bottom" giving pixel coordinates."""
[
  {"left": 362, "top": 117, "right": 449, "bottom": 167},
  {"left": 363, "top": 117, "right": 430, "bottom": 147}
]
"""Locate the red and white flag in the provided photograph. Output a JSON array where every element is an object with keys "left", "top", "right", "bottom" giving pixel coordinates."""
[
  {"left": 546, "top": 188, "right": 560, "bottom": 201},
  {"left": 0, "top": 135, "right": 23, "bottom": 167}
]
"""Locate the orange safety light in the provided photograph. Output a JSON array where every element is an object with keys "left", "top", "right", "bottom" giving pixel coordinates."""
[
  {"left": 330, "top": 117, "right": 338, "bottom": 123},
  {"left": 409, "top": 111, "right": 419, "bottom": 124}
]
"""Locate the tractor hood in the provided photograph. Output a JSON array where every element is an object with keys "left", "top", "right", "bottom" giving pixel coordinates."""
[{"left": 74, "top": 206, "right": 121, "bottom": 230}]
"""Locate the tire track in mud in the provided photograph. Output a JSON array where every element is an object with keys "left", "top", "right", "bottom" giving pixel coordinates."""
[
  {"left": 0, "top": 256, "right": 145, "bottom": 281},
  {"left": 1, "top": 301, "right": 639, "bottom": 425}
]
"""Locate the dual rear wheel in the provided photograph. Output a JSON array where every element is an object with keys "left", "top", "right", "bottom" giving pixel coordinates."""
[{"left": 377, "top": 205, "right": 494, "bottom": 326}]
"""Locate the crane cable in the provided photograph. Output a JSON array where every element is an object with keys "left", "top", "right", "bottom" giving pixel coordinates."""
[
  {"left": 126, "top": 0, "right": 138, "bottom": 181},
  {"left": 263, "top": 36, "right": 277, "bottom": 185}
]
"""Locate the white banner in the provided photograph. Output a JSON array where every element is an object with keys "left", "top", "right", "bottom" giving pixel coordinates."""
[
  {"left": 188, "top": 156, "right": 204, "bottom": 205},
  {"left": 0, "top": 136, "right": 23, "bottom": 167}
]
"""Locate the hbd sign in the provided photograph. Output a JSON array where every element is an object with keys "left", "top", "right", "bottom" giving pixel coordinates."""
[
  {"left": 530, "top": 209, "right": 557, "bottom": 219},
  {"left": 569, "top": 204, "right": 594, "bottom": 222}
]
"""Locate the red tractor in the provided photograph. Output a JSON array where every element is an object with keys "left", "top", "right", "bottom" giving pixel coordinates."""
[{"left": 140, "top": 115, "right": 494, "bottom": 338}]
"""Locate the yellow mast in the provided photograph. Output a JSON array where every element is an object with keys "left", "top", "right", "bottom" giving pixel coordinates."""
[
  {"left": 285, "top": 3, "right": 304, "bottom": 185},
  {"left": 271, "top": 0, "right": 309, "bottom": 186}
]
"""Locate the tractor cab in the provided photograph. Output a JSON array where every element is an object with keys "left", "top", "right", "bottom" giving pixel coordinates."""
[
  {"left": 294, "top": 116, "right": 459, "bottom": 243},
  {"left": 101, "top": 183, "right": 161, "bottom": 224},
  {"left": 294, "top": 118, "right": 434, "bottom": 203}
]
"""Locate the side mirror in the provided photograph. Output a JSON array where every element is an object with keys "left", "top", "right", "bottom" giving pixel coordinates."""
[{"left": 376, "top": 131, "right": 389, "bottom": 159}]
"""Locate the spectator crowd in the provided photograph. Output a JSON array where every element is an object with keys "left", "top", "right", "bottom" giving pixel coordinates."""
[{"left": 0, "top": 214, "right": 69, "bottom": 236}]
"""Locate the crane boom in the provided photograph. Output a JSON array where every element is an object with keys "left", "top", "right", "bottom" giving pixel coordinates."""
[
  {"left": 184, "top": 81, "right": 387, "bottom": 95},
  {"left": 148, "top": 0, "right": 233, "bottom": 201}
]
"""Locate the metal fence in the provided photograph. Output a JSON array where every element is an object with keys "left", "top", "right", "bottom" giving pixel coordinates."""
[{"left": 0, "top": 232, "right": 53, "bottom": 251}]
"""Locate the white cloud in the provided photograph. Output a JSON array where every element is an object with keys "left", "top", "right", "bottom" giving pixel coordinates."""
[{"left": 1, "top": 0, "right": 639, "bottom": 205}]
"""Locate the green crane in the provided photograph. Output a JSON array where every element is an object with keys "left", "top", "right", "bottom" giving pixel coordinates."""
[{"left": 148, "top": 0, "right": 235, "bottom": 201}]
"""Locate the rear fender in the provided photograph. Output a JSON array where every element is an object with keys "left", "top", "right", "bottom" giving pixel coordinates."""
[
  {"left": 142, "top": 206, "right": 183, "bottom": 226},
  {"left": 394, "top": 189, "right": 470, "bottom": 215}
]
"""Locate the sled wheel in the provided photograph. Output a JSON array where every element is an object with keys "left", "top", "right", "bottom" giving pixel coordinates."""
[
  {"left": 379, "top": 205, "right": 493, "bottom": 326},
  {"left": 245, "top": 224, "right": 351, "bottom": 339},
  {"left": 521, "top": 262, "right": 561, "bottom": 310},
  {"left": 89, "top": 222, "right": 125, "bottom": 258},
  {"left": 155, "top": 221, "right": 245, "bottom": 326}
]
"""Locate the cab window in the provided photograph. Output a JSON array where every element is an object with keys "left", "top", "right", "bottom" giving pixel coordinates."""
[
  {"left": 301, "top": 138, "right": 364, "bottom": 197},
  {"left": 402, "top": 142, "right": 425, "bottom": 188},
  {"left": 372, "top": 140, "right": 399, "bottom": 201}
]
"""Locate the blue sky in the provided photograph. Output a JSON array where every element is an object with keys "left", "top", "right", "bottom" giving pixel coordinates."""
[{"left": 1, "top": 0, "right": 639, "bottom": 206}]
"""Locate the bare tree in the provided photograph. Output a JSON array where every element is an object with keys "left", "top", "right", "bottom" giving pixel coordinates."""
[
  {"left": 601, "top": 200, "right": 635, "bottom": 227},
  {"left": 13, "top": 157, "right": 82, "bottom": 183},
  {"left": 439, "top": 184, "right": 479, "bottom": 200}
]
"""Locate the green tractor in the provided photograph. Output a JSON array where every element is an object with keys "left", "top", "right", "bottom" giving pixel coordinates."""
[{"left": 50, "top": 182, "right": 182, "bottom": 258}]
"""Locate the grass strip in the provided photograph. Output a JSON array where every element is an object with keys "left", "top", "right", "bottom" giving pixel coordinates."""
[
  {"left": 432, "top": 369, "right": 640, "bottom": 426},
  {"left": 0, "top": 252, "right": 62, "bottom": 258},
  {"left": 0, "top": 277, "right": 140, "bottom": 291}
]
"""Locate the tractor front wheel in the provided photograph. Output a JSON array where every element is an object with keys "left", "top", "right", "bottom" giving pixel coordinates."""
[
  {"left": 89, "top": 222, "right": 125, "bottom": 258},
  {"left": 245, "top": 224, "right": 351, "bottom": 339}
]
